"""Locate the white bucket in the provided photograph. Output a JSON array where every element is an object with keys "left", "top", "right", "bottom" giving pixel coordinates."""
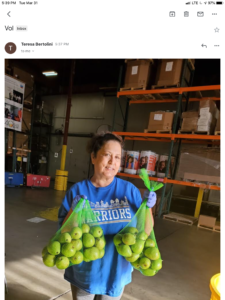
[
  {"left": 124, "top": 151, "right": 140, "bottom": 175},
  {"left": 151, "top": 153, "right": 159, "bottom": 176},
  {"left": 137, "top": 151, "right": 157, "bottom": 176},
  {"left": 119, "top": 150, "right": 126, "bottom": 172},
  {"left": 157, "top": 155, "right": 175, "bottom": 178}
]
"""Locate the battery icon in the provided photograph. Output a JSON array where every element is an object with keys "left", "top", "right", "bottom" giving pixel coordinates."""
[{"left": 216, "top": 1, "right": 223, "bottom": 3}]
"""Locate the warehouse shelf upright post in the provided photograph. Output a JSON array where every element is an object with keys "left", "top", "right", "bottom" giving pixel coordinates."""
[
  {"left": 112, "top": 65, "right": 126, "bottom": 131},
  {"left": 157, "top": 59, "right": 196, "bottom": 217},
  {"left": 113, "top": 79, "right": 220, "bottom": 218},
  {"left": 31, "top": 100, "right": 53, "bottom": 176},
  {"left": 26, "top": 83, "right": 36, "bottom": 173}
]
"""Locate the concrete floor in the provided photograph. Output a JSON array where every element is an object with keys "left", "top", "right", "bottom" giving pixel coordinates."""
[{"left": 5, "top": 185, "right": 220, "bottom": 300}]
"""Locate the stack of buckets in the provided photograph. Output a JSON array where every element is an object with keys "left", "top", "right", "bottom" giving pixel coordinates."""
[{"left": 119, "top": 150, "right": 175, "bottom": 178}]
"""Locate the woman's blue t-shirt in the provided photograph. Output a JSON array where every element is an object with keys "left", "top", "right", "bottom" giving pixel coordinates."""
[{"left": 58, "top": 177, "right": 142, "bottom": 297}]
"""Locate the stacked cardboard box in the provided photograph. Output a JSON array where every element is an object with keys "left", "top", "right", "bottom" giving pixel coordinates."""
[
  {"left": 215, "top": 111, "right": 220, "bottom": 132},
  {"left": 154, "top": 59, "right": 195, "bottom": 87},
  {"left": 181, "top": 111, "right": 199, "bottom": 131},
  {"left": 7, "top": 131, "right": 29, "bottom": 155},
  {"left": 123, "top": 60, "right": 154, "bottom": 89},
  {"left": 7, "top": 131, "right": 13, "bottom": 154},
  {"left": 176, "top": 146, "right": 220, "bottom": 184},
  {"left": 147, "top": 111, "right": 174, "bottom": 131},
  {"left": 197, "top": 100, "right": 218, "bottom": 133},
  {"left": 22, "top": 108, "right": 32, "bottom": 132}
]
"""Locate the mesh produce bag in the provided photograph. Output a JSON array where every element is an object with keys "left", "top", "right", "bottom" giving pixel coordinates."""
[
  {"left": 113, "top": 169, "right": 163, "bottom": 276},
  {"left": 42, "top": 198, "right": 106, "bottom": 270}
]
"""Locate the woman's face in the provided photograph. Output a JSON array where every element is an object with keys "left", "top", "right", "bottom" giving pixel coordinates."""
[
  {"left": 141, "top": 157, "right": 145, "bottom": 164},
  {"left": 91, "top": 140, "right": 121, "bottom": 180},
  {"left": 160, "top": 161, "right": 166, "bottom": 169}
]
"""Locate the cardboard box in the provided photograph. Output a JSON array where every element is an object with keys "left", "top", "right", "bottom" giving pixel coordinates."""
[
  {"left": 13, "top": 67, "right": 34, "bottom": 87},
  {"left": 198, "top": 215, "right": 216, "bottom": 230},
  {"left": 197, "top": 119, "right": 211, "bottom": 126},
  {"left": 197, "top": 118, "right": 216, "bottom": 133},
  {"left": 182, "top": 111, "right": 199, "bottom": 118},
  {"left": 124, "top": 60, "right": 153, "bottom": 88},
  {"left": 24, "top": 85, "right": 33, "bottom": 103},
  {"left": 7, "top": 131, "right": 13, "bottom": 154},
  {"left": 22, "top": 108, "right": 32, "bottom": 132},
  {"left": 181, "top": 117, "right": 198, "bottom": 131},
  {"left": 197, "top": 125, "right": 210, "bottom": 132},
  {"left": 155, "top": 59, "right": 183, "bottom": 86},
  {"left": 177, "top": 147, "right": 220, "bottom": 183},
  {"left": 16, "top": 133, "right": 29, "bottom": 150},
  {"left": 148, "top": 111, "right": 174, "bottom": 131},
  {"left": 199, "top": 100, "right": 217, "bottom": 116},
  {"left": 197, "top": 112, "right": 212, "bottom": 123},
  {"left": 215, "top": 111, "right": 220, "bottom": 131}
]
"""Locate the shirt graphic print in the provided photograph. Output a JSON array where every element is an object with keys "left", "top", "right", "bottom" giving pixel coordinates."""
[{"left": 88, "top": 197, "right": 132, "bottom": 225}]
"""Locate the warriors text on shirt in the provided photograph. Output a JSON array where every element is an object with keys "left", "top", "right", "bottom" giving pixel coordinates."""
[{"left": 89, "top": 196, "right": 132, "bottom": 224}]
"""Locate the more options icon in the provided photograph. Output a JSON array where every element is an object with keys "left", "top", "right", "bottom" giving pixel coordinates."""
[{"left": 5, "top": 42, "right": 16, "bottom": 54}]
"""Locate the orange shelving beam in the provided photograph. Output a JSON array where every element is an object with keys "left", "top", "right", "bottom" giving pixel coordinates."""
[
  {"left": 165, "top": 178, "right": 220, "bottom": 191},
  {"left": 117, "top": 85, "right": 220, "bottom": 97},
  {"left": 117, "top": 173, "right": 165, "bottom": 183},
  {"left": 113, "top": 132, "right": 220, "bottom": 141},
  {"left": 117, "top": 173, "right": 220, "bottom": 191},
  {"left": 124, "top": 136, "right": 220, "bottom": 145}
]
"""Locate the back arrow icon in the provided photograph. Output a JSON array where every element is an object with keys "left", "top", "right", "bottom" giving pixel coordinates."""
[{"left": 7, "top": 11, "right": 11, "bottom": 17}]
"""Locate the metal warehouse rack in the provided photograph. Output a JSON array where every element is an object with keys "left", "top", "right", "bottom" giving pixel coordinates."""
[{"left": 113, "top": 64, "right": 220, "bottom": 219}]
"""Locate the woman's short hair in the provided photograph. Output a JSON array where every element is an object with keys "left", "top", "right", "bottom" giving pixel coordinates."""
[{"left": 87, "top": 131, "right": 124, "bottom": 157}]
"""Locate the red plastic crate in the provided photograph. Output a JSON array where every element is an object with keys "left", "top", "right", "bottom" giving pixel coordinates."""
[{"left": 27, "top": 174, "right": 51, "bottom": 188}]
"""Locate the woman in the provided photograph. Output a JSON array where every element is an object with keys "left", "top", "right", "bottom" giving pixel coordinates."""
[
  {"left": 58, "top": 132, "right": 156, "bottom": 300},
  {"left": 126, "top": 156, "right": 134, "bottom": 169},
  {"left": 139, "top": 157, "right": 147, "bottom": 169},
  {"left": 158, "top": 161, "right": 166, "bottom": 173}
]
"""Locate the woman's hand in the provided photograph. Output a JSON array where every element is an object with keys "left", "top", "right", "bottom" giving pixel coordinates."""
[{"left": 143, "top": 190, "right": 157, "bottom": 208}]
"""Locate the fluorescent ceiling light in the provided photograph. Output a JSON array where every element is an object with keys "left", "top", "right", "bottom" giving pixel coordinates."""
[{"left": 42, "top": 71, "right": 58, "bottom": 76}]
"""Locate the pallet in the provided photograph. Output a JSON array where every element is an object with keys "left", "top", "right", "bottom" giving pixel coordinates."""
[
  {"left": 214, "top": 222, "right": 220, "bottom": 233},
  {"left": 178, "top": 130, "right": 210, "bottom": 135},
  {"left": 197, "top": 215, "right": 220, "bottom": 233},
  {"left": 163, "top": 213, "right": 197, "bottom": 226},
  {"left": 144, "top": 129, "right": 172, "bottom": 134},
  {"left": 120, "top": 86, "right": 147, "bottom": 92},
  {"left": 152, "top": 83, "right": 180, "bottom": 90},
  {"left": 214, "top": 131, "right": 220, "bottom": 135},
  {"left": 197, "top": 224, "right": 220, "bottom": 233}
]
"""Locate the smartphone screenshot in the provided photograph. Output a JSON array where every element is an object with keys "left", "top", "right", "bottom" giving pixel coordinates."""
[{"left": 1, "top": 1, "right": 223, "bottom": 300}]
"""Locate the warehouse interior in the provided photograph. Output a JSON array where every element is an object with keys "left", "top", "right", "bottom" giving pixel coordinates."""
[{"left": 5, "top": 59, "right": 220, "bottom": 300}]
